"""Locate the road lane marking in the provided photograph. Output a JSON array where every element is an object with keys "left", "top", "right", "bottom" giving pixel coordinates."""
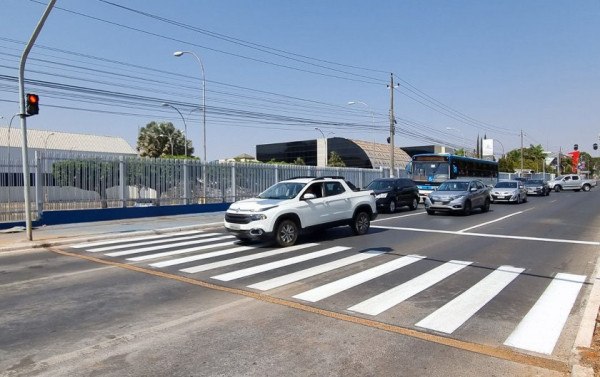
[
  {"left": 211, "top": 246, "right": 352, "bottom": 282},
  {"left": 127, "top": 240, "right": 236, "bottom": 261},
  {"left": 47, "top": 247, "right": 570, "bottom": 374},
  {"left": 106, "top": 235, "right": 235, "bottom": 257},
  {"left": 180, "top": 243, "right": 318, "bottom": 274},
  {"left": 248, "top": 249, "right": 385, "bottom": 291},
  {"left": 458, "top": 211, "right": 528, "bottom": 233},
  {"left": 149, "top": 245, "right": 260, "bottom": 268},
  {"left": 372, "top": 225, "right": 600, "bottom": 246},
  {"left": 88, "top": 233, "right": 220, "bottom": 252},
  {"left": 293, "top": 254, "right": 425, "bottom": 302},
  {"left": 504, "top": 273, "right": 586, "bottom": 354},
  {"left": 416, "top": 265, "right": 524, "bottom": 333},
  {"left": 348, "top": 260, "right": 472, "bottom": 316},
  {"left": 373, "top": 212, "right": 426, "bottom": 222},
  {"left": 71, "top": 230, "right": 202, "bottom": 248}
]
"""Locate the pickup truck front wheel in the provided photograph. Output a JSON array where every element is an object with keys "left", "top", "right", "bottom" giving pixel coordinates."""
[
  {"left": 351, "top": 211, "right": 371, "bottom": 235},
  {"left": 275, "top": 219, "right": 298, "bottom": 247}
]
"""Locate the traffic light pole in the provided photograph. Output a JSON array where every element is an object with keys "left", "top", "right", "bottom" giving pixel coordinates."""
[{"left": 18, "top": 0, "right": 56, "bottom": 241}]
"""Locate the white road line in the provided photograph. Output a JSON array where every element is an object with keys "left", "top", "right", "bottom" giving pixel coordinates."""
[
  {"left": 127, "top": 241, "right": 237, "bottom": 262},
  {"left": 416, "top": 265, "right": 524, "bottom": 333},
  {"left": 458, "top": 211, "right": 527, "bottom": 233},
  {"left": 348, "top": 260, "right": 472, "bottom": 316},
  {"left": 88, "top": 233, "right": 220, "bottom": 252},
  {"left": 212, "top": 246, "right": 352, "bottom": 282},
  {"left": 105, "top": 235, "right": 234, "bottom": 257},
  {"left": 180, "top": 243, "right": 318, "bottom": 274},
  {"left": 372, "top": 225, "right": 600, "bottom": 246},
  {"left": 293, "top": 254, "right": 425, "bottom": 303},
  {"left": 248, "top": 249, "right": 385, "bottom": 291},
  {"left": 149, "top": 245, "right": 262, "bottom": 268},
  {"left": 71, "top": 230, "right": 201, "bottom": 249},
  {"left": 373, "top": 212, "right": 426, "bottom": 222},
  {"left": 504, "top": 272, "right": 586, "bottom": 355}
]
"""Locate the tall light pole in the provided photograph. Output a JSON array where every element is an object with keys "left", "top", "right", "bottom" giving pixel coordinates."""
[
  {"left": 446, "top": 127, "right": 465, "bottom": 156},
  {"left": 161, "top": 103, "right": 188, "bottom": 157},
  {"left": 348, "top": 100, "right": 375, "bottom": 160},
  {"left": 174, "top": 50, "right": 206, "bottom": 202},
  {"left": 160, "top": 133, "right": 174, "bottom": 155}
]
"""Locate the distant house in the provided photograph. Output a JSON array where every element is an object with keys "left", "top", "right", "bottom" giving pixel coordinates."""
[
  {"left": 0, "top": 127, "right": 137, "bottom": 163},
  {"left": 219, "top": 153, "right": 258, "bottom": 163}
]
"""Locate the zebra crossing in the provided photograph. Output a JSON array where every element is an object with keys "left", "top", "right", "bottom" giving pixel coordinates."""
[{"left": 69, "top": 230, "right": 587, "bottom": 356}]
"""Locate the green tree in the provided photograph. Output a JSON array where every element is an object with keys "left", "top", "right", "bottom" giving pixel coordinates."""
[
  {"left": 293, "top": 157, "right": 305, "bottom": 165},
  {"left": 137, "top": 121, "right": 193, "bottom": 158},
  {"left": 327, "top": 151, "right": 346, "bottom": 167}
]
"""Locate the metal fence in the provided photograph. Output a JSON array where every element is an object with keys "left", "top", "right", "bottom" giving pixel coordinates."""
[{"left": 1, "top": 152, "right": 397, "bottom": 223}]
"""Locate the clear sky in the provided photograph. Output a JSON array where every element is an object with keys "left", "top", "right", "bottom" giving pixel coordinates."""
[{"left": 1, "top": 0, "right": 599, "bottom": 161}]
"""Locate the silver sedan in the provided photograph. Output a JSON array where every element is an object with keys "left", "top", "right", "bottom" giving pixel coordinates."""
[
  {"left": 424, "top": 179, "right": 491, "bottom": 216},
  {"left": 490, "top": 180, "right": 527, "bottom": 204}
]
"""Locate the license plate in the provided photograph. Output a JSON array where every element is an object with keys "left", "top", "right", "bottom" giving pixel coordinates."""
[
  {"left": 228, "top": 223, "right": 241, "bottom": 230},
  {"left": 497, "top": 196, "right": 505, "bottom": 199}
]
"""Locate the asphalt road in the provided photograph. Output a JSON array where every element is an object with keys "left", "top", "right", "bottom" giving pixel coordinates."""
[{"left": 1, "top": 189, "right": 599, "bottom": 376}]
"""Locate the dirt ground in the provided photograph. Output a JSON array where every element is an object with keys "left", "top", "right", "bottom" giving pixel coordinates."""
[{"left": 578, "top": 308, "right": 600, "bottom": 376}]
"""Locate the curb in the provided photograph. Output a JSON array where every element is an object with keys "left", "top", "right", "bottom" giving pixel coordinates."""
[{"left": 0, "top": 221, "right": 224, "bottom": 253}]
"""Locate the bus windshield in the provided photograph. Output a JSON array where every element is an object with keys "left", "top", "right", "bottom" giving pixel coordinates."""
[{"left": 411, "top": 161, "right": 450, "bottom": 183}]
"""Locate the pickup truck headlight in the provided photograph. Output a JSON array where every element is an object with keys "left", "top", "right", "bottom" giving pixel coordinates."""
[{"left": 249, "top": 214, "right": 267, "bottom": 221}]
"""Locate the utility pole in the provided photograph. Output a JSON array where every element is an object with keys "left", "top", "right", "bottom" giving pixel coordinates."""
[
  {"left": 388, "top": 73, "right": 397, "bottom": 177},
  {"left": 520, "top": 129, "right": 524, "bottom": 177}
]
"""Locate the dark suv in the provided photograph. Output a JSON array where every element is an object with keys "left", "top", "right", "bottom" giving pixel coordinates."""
[{"left": 365, "top": 178, "right": 420, "bottom": 213}]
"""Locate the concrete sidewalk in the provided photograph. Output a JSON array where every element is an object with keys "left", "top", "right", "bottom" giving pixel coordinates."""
[{"left": 0, "top": 212, "right": 226, "bottom": 253}]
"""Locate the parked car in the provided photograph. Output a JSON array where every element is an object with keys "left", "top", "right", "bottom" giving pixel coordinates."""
[
  {"left": 490, "top": 180, "right": 528, "bottom": 204},
  {"left": 424, "top": 179, "right": 491, "bottom": 216},
  {"left": 547, "top": 174, "right": 597, "bottom": 192},
  {"left": 524, "top": 179, "right": 550, "bottom": 196},
  {"left": 224, "top": 176, "right": 377, "bottom": 247},
  {"left": 365, "top": 178, "right": 420, "bottom": 213}
]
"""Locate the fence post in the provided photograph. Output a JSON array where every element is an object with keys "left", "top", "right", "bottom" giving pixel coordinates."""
[
  {"left": 183, "top": 159, "right": 189, "bottom": 205},
  {"left": 119, "top": 156, "right": 127, "bottom": 208},
  {"left": 274, "top": 164, "right": 278, "bottom": 184},
  {"left": 34, "top": 151, "right": 43, "bottom": 217},
  {"left": 231, "top": 162, "right": 236, "bottom": 203}
]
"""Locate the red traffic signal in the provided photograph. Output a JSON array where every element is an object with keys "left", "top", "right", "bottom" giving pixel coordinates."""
[{"left": 26, "top": 93, "right": 39, "bottom": 115}]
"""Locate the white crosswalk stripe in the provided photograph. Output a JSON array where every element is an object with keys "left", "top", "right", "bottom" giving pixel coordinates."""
[
  {"left": 293, "top": 254, "right": 425, "bottom": 303},
  {"left": 248, "top": 249, "right": 386, "bottom": 291},
  {"left": 348, "top": 260, "right": 472, "bottom": 316},
  {"left": 106, "top": 235, "right": 235, "bottom": 257},
  {"left": 149, "top": 244, "right": 268, "bottom": 268},
  {"left": 127, "top": 240, "right": 237, "bottom": 261},
  {"left": 88, "top": 233, "right": 220, "bottom": 252},
  {"left": 416, "top": 265, "right": 524, "bottom": 333},
  {"left": 180, "top": 243, "right": 318, "bottom": 274},
  {"left": 503, "top": 272, "right": 586, "bottom": 355},
  {"left": 211, "top": 246, "right": 352, "bottom": 282},
  {"left": 71, "top": 230, "right": 201, "bottom": 249}
]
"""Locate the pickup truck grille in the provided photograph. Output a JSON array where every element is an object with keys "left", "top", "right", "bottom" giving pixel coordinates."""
[{"left": 225, "top": 213, "right": 252, "bottom": 224}]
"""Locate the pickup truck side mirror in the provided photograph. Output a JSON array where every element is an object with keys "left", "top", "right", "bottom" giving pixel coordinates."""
[{"left": 302, "top": 193, "right": 316, "bottom": 200}]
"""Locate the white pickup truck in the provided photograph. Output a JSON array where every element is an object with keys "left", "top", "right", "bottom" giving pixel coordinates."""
[
  {"left": 547, "top": 174, "right": 597, "bottom": 192},
  {"left": 224, "top": 176, "right": 378, "bottom": 247}
]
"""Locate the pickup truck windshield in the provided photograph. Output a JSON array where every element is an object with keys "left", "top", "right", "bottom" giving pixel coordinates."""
[{"left": 257, "top": 182, "right": 306, "bottom": 200}]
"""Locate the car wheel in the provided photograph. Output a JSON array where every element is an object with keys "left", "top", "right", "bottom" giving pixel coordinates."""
[
  {"left": 481, "top": 197, "right": 490, "bottom": 213},
  {"left": 582, "top": 184, "right": 591, "bottom": 192},
  {"left": 546, "top": 190, "right": 550, "bottom": 196},
  {"left": 516, "top": 195, "right": 521, "bottom": 204},
  {"left": 351, "top": 211, "right": 371, "bottom": 235},
  {"left": 462, "top": 201, "right": 472, "bottom": 216},
  {"left": 388, "top": 200, "right": 396, "bottom": 213},
  {"left": 426, "top": 209, "right": 435, "bottom": 215},
  {"left": 523, "top": 194, "right": 528, "bottom": 203},
  {"left": 275, "top": 219, "right": 298, "bottom": 247},
  {"left": 554, "top": 185, "right": 561, "bottom": 192},
  {"left": 408, "top": 197, "right": 418, "bottom": 211}
]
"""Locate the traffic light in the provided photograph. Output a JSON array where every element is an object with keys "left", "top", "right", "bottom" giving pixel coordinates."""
[
  {"left": 594, "top": 143, "right": 598, "bottom": 150},
  {"left": 573, "top": 144, "right": 578, "bottom": 151},
  {"left": 26, "top": 93, "right": 39, "bottom": 116}
]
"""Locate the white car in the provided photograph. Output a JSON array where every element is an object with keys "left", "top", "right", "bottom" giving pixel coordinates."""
[{"left": 224, "top": 176, "right": 377, "bottom": 247}]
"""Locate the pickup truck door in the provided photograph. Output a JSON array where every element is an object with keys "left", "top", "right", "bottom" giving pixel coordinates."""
[
  {"left": 568, "top": 176, "right": 580, "bottom": 189},
  {"left": 323, "top": 182, "right": 352, "bottom": 222},
  {"left": 296, "top": 183, "right": 329, "bottom": 227}
]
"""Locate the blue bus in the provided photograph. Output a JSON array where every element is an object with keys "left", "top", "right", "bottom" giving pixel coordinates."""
[{"left": 407, "top": 154, "right": 499, "bottom": 200}]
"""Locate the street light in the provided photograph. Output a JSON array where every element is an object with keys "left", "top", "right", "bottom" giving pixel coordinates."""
[
  {"left": 160, "top": 133, "right": 174, "bottom": 155},
  {"left": 446, "top": 127, "right": 465, "bottom": 156},
  {"left": 161, "top": 103, "right": 188, "bottom": 157},
  {"left": 348, "top": 100, "right": 376, "bottom": 160},
  {"left": 174, "top": 50, "right": 206, "bottom": 202},
  {"left": 43, "top": 132, "right": 55, "bottom": 157}
]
